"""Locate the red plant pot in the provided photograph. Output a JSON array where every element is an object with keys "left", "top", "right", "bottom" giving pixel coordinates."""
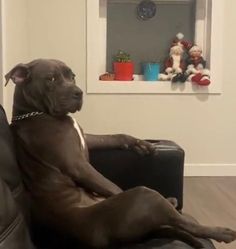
[{"left": 113, "top": 62, "right": 134, "bottom": 81}]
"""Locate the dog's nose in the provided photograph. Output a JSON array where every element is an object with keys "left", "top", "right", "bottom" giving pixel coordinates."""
[{"left": 73, "top": 89, "right": 83, "bottom": 99}]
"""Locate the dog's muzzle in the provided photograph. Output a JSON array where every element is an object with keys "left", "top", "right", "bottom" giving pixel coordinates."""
[{"left": 73, "top": 89, "right": 83, "bottom": 100}]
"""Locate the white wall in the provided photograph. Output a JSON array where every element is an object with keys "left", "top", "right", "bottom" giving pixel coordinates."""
[
  {"left": 2, "top": 0, "right": 236, "bottom": 175},
  {"left": 1, "top": 0, "right": 30, "bottom": 117}
]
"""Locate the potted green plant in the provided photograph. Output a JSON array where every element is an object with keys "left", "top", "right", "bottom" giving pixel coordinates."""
[{"left": 113, "top": 50, "right": 134, "bottom": 81}]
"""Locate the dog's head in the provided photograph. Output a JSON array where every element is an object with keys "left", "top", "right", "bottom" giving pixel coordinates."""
[{"left": 5, "top": 59, "right": 83, "bottom": 116}]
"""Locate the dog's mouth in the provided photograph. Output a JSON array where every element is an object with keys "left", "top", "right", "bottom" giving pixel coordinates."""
[
  {"left": 75, "top": 99, "right": 83, "bottom": 111},
  {"left": 48, "top": 96, "right": 83, "bottom": 116},
  {"left": 59, "top": 87, "right": 83, "bottom": 113},
  {"left": 71, "top": 89, "right": 83, "bottom": 111},
  {"left": 44, "top": 86, "right": 84, "bottom": 116},
  {"left": 69, "top": 98, "right": 83, "bottom": 113}
]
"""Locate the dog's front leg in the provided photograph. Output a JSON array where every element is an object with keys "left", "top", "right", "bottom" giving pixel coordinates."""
[
  {"left": 85, "top": 134, "right": 155, "bottom": 155},
  {"left": 67, "top": 159, "right": 122, "bottom": 197},
  {"left": 85, "top": 134, "right": 125, "bottom": 149}
]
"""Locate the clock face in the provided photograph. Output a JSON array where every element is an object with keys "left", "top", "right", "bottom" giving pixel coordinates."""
[{"left": 137, "top": 0, "right": 157, "bottom": 21}]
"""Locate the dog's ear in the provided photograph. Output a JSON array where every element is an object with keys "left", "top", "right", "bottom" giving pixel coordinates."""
[{"left": 5, "top": 63, "right": 30, "bottom": 86}]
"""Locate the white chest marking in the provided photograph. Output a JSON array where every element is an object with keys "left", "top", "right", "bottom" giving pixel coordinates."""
[{"left": 72, "top": 118, "right": 85, "bottom": 149}]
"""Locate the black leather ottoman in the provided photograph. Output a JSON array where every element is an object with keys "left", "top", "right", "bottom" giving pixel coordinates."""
[{"left": 90, "top": 140, "right": 184, "bottom": 210}]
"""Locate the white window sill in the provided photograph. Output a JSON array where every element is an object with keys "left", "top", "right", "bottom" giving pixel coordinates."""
[{"left": 87, "top": 76, "right": 221, "bottom": 94}]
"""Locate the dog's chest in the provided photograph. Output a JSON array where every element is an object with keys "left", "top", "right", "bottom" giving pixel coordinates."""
[{"left": 71, "top": 117, "right": 86, "bottom": 149}]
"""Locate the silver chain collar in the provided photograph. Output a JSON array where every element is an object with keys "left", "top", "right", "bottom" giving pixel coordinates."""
[{"left": 12, "top": 111, "right": 44, "bottom": 122}]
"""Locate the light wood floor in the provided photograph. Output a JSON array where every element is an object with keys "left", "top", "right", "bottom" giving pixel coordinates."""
[{"left": 183, "top": 177, "right": 236, "bottom": 249}]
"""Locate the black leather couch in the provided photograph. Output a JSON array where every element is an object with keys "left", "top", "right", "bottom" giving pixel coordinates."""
[{"left": 0, "top": 105, "right": 215, "bottom": 249}]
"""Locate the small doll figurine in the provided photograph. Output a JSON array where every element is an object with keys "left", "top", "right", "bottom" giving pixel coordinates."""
[
  {"left": 186, "top": 45, "right": 210, "bottom": 86},
  {"left": 159, "top": 44, "right": 186, "bottom": 82},
  {"left": 172, "top": 33, "right": 192, "bottom": 51},
  {"left": 159, "top": 33, "right": 191, "bottom": 82}
]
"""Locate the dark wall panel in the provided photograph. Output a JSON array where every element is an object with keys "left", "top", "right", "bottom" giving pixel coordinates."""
[{"left": 106, "top": 0, "right": 196, "bottom": 74}]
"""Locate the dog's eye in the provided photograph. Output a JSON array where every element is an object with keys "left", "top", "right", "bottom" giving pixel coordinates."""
[{"left": 47, "top": 77, "right": 56, "bottom": 83}]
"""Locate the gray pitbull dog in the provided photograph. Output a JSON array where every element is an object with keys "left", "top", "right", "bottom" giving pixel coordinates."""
[{"left": 6, "top": 59, "right": 236, "bottom": 248}]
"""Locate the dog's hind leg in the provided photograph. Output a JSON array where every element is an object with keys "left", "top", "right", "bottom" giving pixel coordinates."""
[
  {"left": 170, "top": 214, "right": 236, "bottom": 244},
  {"left": 105, "top": 187, "right": 236, "bottom": 245},
  {"left": 155, "top": 226, "right": 204, "bottom": 249},
  {"left": 69, "top": 187, "right": 236, "bottom": 247}
]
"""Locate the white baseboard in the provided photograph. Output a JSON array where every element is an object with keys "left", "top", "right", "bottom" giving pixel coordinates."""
[{"left": 184, "top": 164, "right": 236, "bottom": 176}]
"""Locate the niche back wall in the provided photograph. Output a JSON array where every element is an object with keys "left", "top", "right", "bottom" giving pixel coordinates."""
[{"left": 106, "top": 0, "right": 195, "bottom": 74}]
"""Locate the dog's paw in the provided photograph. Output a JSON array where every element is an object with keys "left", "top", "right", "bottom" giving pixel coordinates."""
[
  {"left": 132, "top": 139, "right": 156, "bottom": 155},
  {"left": 214, "top": 227, "right": 236, "bottom": 243},
  {"left": 167, "top": 197, "right": 178, "bottom": 208},
  {"left": 120, "top": 135, "right": 155, "bottom": 155}
]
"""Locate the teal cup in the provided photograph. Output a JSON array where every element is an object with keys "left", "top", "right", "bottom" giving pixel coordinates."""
[{"left": 143, "top": 63, "right": 160, "bottom": 81}]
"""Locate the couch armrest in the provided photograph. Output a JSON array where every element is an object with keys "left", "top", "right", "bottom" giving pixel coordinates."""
[
  {"left": 0, "top": 177, "right": 34, "bottom": 249},
  {"left": 89, "top": 140, "right": 184, "bottom": 210}
]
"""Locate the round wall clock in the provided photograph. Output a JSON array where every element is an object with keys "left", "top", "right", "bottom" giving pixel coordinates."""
[{"left": 137, "top": 0, "right": 157, "bottom": 21}]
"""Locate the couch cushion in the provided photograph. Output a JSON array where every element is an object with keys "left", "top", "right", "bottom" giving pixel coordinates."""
[
  {"left": 111, "top": 238, "right": 215, "bottom": 249},
  {"left": 0, "top": 106, "right": 21, "bottom": 191},
  {"left": 0, "top": 105, "right": 29, "bottom": 220},
  {"left": 0, "top": 177, "right": 34, "bottom": 249}
]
